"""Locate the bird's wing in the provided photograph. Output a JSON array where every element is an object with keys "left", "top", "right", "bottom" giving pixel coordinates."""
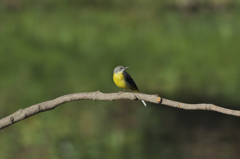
[{"left": 123, "top": 71, "right": 139, "bottom": 92}]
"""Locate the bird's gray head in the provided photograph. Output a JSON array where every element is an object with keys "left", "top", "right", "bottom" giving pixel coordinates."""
[{"left": 113, "top": 66, "right": 129, "bottom": 74}]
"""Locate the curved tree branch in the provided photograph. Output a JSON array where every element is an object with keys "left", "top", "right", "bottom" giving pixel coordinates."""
[{"left": 0, "top": 91, "right": 239, "bottom": 130}]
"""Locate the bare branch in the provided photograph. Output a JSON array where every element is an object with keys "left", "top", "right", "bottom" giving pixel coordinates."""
[{"left": 0, "top": 91, "right": 239, "bottom": 130}]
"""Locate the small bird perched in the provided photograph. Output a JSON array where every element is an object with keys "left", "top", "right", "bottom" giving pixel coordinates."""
[{"left": 113, "top": 66, "right": 147, "bottom": 107}]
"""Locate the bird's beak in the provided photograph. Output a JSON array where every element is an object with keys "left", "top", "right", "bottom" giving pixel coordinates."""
[{"left": 124, "top": 67, "right": 129, "bottom": 70}]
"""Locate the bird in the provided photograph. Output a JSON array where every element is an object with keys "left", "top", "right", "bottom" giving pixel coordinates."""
[{"left": 113, "top": 66, "right": 147, "bottom": 107}]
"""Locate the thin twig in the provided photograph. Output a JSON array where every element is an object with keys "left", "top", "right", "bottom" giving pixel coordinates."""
[{"left": 0, "top": 91, "right": 239, "bottom": 130}]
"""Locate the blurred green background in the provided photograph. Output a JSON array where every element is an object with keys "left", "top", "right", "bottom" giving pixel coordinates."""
[{"left": 1, "top": 0, "right": 240, "bottom": 158}]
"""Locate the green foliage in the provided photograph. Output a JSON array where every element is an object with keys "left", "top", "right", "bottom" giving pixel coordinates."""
[{"left": 0, "top": 2, "right": 240, "bottom": 159}]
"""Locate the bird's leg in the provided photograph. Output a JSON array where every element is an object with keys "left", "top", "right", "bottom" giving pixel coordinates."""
[{"left": 119, "top": 89, "right": 126, "bottom": 94}]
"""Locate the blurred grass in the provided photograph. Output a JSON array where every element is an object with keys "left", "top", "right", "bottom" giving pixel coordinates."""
[{"left": 0, "top": 1, "right": 240, "bottom": 159}]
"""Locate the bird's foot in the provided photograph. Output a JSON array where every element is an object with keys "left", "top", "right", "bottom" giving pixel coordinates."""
[{"left": 118, "top": 89, "right": 126, "bottom": 94}]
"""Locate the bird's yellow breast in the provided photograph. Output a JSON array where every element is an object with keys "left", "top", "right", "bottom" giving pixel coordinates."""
[{"left": 113, "top": 72, "right": 130, "bottom": 89}]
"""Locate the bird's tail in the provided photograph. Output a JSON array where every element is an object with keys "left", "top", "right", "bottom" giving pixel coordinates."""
[
  {"left": 133, "top": 90, "right": 147, "bottom": 107},
  {"left": 141, "top": 100, "right": 147, "bottom": 107}
]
